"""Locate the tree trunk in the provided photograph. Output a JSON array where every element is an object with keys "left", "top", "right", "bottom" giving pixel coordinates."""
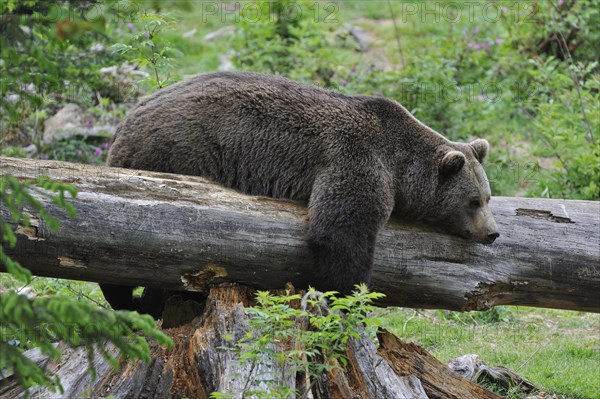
[
  {"left": 2, "top": 285, "right": 505, "bottom": 399},
  {"left": 1, "top": 157, "right": 599, "bottom": 312}
]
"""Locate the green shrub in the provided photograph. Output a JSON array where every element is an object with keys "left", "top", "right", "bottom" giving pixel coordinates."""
[
  {"left": 528, "top": 58, "right": 599, "bottom": 199},
  {"left": 230, "top": 0, "right": 352, "bottom": 87},
  {"left": 212, "top": 286, "right": 384, "bottom": 398},
  {"left": 0, "top": 174, "right": 173, "bottom": 392},
  {"left": 1, "top": 1, "right": 126, "bottom": 140}
]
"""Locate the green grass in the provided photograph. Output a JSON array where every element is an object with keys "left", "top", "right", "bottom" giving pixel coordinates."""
[{"left": 380, "top": 307, "right": 600, "bottom": 398}]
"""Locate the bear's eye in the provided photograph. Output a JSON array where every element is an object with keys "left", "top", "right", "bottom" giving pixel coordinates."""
[{"left": 469, "top": 200, "right": 481, "bottom": 209}]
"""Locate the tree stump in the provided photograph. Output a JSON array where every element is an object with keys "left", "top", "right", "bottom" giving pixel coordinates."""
[{"left": 3, "top": 284, "right": 507, "bottom": 399}]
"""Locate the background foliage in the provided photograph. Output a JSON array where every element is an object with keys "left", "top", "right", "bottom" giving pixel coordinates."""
[{"left": 2, "top": 0, "right": 598, "bottom": 199}]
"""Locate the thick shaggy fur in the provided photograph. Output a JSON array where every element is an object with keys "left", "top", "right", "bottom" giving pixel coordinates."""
[{"left": 103, "top": 72, "right": 498, "bottom": 311}]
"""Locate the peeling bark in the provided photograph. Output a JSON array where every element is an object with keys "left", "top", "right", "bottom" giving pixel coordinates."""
[{"left": 377, "top": 332, "right": 502, "bottom": 399}]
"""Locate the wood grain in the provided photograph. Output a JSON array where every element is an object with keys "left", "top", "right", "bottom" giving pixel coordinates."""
[{"left": 2, "top": 157, "right": 599, "bottom": 312}]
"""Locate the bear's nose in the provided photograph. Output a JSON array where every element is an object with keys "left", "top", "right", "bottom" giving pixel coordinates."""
[{"left": 487, "top": 232, "right": 500, "bottom": 243}]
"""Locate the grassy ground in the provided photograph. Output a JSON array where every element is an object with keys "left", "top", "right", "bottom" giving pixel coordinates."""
[{"left": 380, "top": 307, "right": 600, "bottom": 399}]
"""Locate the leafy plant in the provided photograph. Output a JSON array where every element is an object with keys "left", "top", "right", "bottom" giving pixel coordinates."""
[
  {"left": 528, "top": 60, "right": 599, "bottom": 200},
  {"left": 111, "top": 11, "right": 180, "bottom": 89},
  {"left": 0, "top": 0, "right": 180, "bottom": 146},
  {"left": 212, "top": 285, "right": 384, "bottom": 398},
  {"left": 0, "top": 175, "right": 173, "bottom": 393},
  {"left": 0, "top": 1, "right": 126, "bottom": 142},
  {"left": 231, "top": 0, "right": 349, "bottom": 87},
  {"left": 505, "top": 0, "right": 600, "bottom": 65},
  {"left": 41, "top": 138, "right": 112, "bottom": 165}
]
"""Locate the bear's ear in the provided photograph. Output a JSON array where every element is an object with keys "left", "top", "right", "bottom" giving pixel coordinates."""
[
  {"left": 470, "top": 139, "right": 489, "bottom": 163},
  {"left": 440, "top": 151, "right": 466, "bottom": 175}
]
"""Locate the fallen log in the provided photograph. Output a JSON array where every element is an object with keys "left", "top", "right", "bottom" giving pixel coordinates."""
[
  {"left": 1, "top": 157, "right": 599, "bottom": 312},
  {"left": 1, "top": 284, "right": 504, "bottom": 399}
]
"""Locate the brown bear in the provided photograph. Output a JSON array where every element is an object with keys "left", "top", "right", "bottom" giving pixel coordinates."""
[{"left": 101, "top": 71, "right": 499, "bottom": 312}]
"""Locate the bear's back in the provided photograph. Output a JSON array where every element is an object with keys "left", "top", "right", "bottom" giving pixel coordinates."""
[{"left": 108, "top": 72, "right": 386, "bottom": 201}]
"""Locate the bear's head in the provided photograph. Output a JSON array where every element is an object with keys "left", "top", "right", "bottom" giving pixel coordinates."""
[{"left": 427, "top": 138, "right": 499, "bottom": 245}]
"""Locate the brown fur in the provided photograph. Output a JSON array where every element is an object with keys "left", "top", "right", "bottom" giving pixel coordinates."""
[{"left": 102, "top": 72, "right": 498, "bottom": 310}]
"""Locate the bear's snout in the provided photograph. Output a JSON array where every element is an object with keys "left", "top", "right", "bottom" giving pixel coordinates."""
[{"left": 484, "top": 232, "right": 500, "bottom": 244}]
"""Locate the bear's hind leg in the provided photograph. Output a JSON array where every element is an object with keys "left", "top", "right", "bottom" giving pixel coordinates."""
[{"left": 99, "top": 283, "right": 136, "bottom": 311}]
